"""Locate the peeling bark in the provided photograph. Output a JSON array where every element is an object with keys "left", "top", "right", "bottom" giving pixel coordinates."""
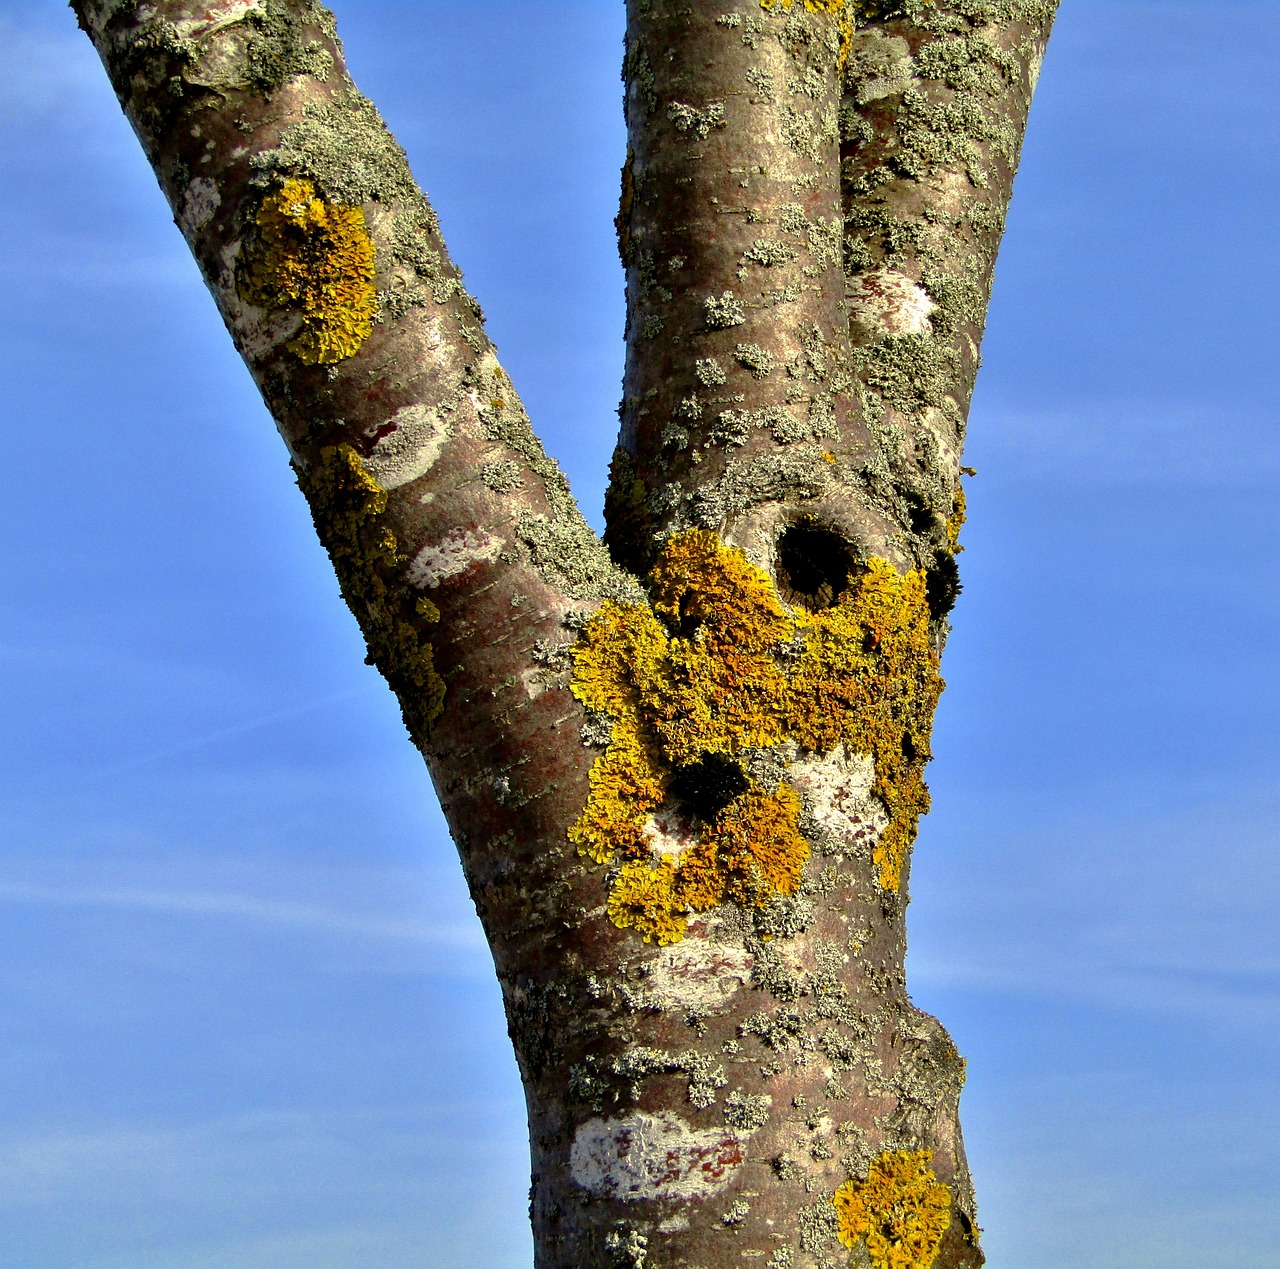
[{"left": 72, "top": 1, "right": 1057, "bottom": 1265}]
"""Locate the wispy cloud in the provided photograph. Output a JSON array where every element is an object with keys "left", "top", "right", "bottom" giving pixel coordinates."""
[
  {"left": 0, "top": 878, "right": 484, "bottom": 950},
  {"left": 97, "top": 689, "right": 368, "bottom": 775},
  {"left": 910, "top": 790, "right": 1280, "bottom": 1029},
  {"left": 0, "top": 1106, "right": 531, "bottom": 1269},
  {"left": 967, "top": 397, "right": 1280, "bottom": 485}
]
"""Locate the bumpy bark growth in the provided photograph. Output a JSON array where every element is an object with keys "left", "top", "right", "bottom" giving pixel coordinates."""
[{"left": 73, "top": 1, "right": 1056, "bottom": 1265}]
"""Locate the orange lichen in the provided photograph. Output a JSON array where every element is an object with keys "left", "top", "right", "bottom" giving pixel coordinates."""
[
  {"left": 711, "top": 785, "right": 807, "bottom": 906},
  {"left": 569, "top": 529, "right": 942, "bottom": 940},
  {"left": 645, "top": 528, "right": 791, "bottom": 764},
  {"left": 762, "top": 0, "right": 846, "bottom": 13},
  {"left": 607, "top": 859, "right": 686, "bottom": 946},
  {"left": 238, "top": 177, "right": 376, "bottom": 364},
  {"left": 833, "top": 1150, "right": 952, "bottom": 1269},
  {"left": 788, "top": 560, "right": 940, "bottom": 892}
]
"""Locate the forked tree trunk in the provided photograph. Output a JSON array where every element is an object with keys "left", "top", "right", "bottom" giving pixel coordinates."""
[{"left": 73, "top": 1, "right": 1056, "bottom": 1264}]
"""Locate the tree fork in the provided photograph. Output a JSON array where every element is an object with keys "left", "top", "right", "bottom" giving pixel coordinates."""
[{"left": 72, "top": 1, "right": 1056, "bottom": 1265}]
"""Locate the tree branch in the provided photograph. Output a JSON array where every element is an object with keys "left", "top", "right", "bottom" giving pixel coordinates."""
[
  {"left": 607, "top": 0, "right": 1057, "bottom": 635},
  {"left": 72, "top": 0, "right": 637, "bottom": 941},
  {"left": 840, "top": 0, "right": 1056, "bottom": 599}
]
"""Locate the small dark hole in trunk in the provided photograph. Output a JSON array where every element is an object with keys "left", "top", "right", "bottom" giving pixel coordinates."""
[
  {"left": 669, "top": 754, "right": 749, "bottom": 821},
  {"left": 777, "top": 524, "right": 855, "bottom": 610}
]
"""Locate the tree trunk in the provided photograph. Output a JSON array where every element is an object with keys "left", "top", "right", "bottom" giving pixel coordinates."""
[{"left": 71, "top": 1, "right": 1056, "bottom": 1264}]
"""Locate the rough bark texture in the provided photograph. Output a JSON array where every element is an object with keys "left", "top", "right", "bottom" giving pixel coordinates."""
[{"left": 73, "top": 1, "right": 1056, "bottom": 1266}]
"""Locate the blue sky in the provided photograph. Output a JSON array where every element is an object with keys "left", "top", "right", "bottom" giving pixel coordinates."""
[{"left": 2, "top": 2, "right": 1278, "bottom": 1265}]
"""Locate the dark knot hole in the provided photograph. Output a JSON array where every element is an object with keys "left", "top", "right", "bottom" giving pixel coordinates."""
[
  {"left": 668, "top": 754, "right": 749, "bottom": 822},
  {"left": 777, "top": 524, "right": 857, "bottom": 611}
]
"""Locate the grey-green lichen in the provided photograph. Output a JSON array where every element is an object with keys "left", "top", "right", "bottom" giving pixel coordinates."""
[
  {"left": 780, "top": 100, "right": 839, "bottom": 163},
  {"left": 735, "top": 342, "right": 777, "bottom": 378},
  {"left": 568, "top": 1046, "right": 729, "bottom": 1113},
  {"left": 251, "top": 87, "right": 419, "bottom": 205},
  {"left": 704, "top": 291, "right": 747, "bottom": 328},
  {"left": 605, "top": 1227, "right": 648, "bottom": 1268},
  {"left": 798, "top": 1195, "right": 841, "bottom": 1253},
  {"left": 724, "top": 1090, "right": 772, "bottom": 1132},
  {"left": 297, "top": 443, "right": 444, "bottom": 741},
  {"left": 471, "top": 365, "right": 640, "bottom": 602},
  {"left": 695, "top": 357, "right": 728, "bottom": 387},
  {"left": 243, "top": 0, "right": 334, "bottom": 93},
  {"left": 744, "top": 238, "right": 798, "bottom": 268},
  {"left": 480, "top": 459, "right": 524, "bottom": 493},
  {"left": 687, "top": 447, "right": 843, "bottom": 527},
  {"left": 667, "top": 99, "right": 726, "bottom": 140}
]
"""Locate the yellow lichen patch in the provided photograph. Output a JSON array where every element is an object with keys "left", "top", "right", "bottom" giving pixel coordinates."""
[
  {"left": 569, "top": 529, "right": 942, "bottom": 941},
  {"left": 711, "top": 784, "right": 807, "bottom": 906},
  {"left": 832, "top": 1150, "right": 951, "bottom": 1269},
  {"left": 300, "top": 444, "right": 445, "bottom": 740},
  {"left": 239, "top": 177, "right": 376, "bottom": 365},
  {"left": 570, "top": 733, "right": 666, "bottom": 864},
  {"left": 607, "top": 859, "right": 687, "bottom": 946},
  {"left": 645, "top": 528, "right": 791, "bottom": 764},
  {"left": 789, "top": 560, "right": 941, "bottom": 892},
  {"left": 762, "top": 0, "right": 845, "bottom": 13},
  {"left": 945, "top": 484, "right": 966, "bottom": 555}
]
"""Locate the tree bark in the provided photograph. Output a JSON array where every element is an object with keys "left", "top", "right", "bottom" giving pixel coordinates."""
[{"left": 72, "top": 1, "right": 1056, "bottom": 1265}]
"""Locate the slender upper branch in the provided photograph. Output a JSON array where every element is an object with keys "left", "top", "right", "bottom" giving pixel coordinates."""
[
  {"left": 605, "top": 0, "right": 1056, "bottom": 607},
  {"left": 608, "top": 0, "right": 859, "bottom": 575},
  {"left": 839, "top": 0, "right": 1056, "bottom": 577},
  {"left": 72, "top": 0, "right": 637, "bottom": 768}
]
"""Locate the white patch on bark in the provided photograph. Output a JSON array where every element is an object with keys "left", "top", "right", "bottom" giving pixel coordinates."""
[
  {"left": 172, "top": 0, "right": 264, "bottom": 40},
  {"left": 363, "top": 403, "right": 450, "bottom": 490},
  {"left": 642, "top": 807, "right": 697, "bottom": 860},
  {"left": 1029, "top": 46, "right": 1046, "bottom": 91},
  {"left": 520, "top": 667, "right": 547, "bottom": 700},
  {"left": 407, "top": 529, "right": 503, "bottom": 589},
  {"left": 570, "top": 1112, "right": 748, "bottom": 1202},
  {"left": 172, "top": 1, "right": 266, "bottom": 91},
  {"left": 847, "top": 269, "right": 935, "bottom": 338},
  {"left": 179, "top": 178, "right": 220, "bottom": 236},
  {"left": 788, "top": 745, "right": 888, "bottom": 852},
  {"left": 635, "top": 939, "right": 754, "bottom": 1013}
]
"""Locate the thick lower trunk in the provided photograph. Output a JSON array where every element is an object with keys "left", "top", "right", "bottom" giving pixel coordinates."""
[{"left": 519, "top": 927, "right": 980, "bottom": 1268}]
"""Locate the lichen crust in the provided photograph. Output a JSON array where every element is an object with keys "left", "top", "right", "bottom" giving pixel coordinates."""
[
  {"left": 569, "top": 529, "right": 941, "bottom": 944},
  {"left": 299, "top": 444, "right": 445, "bottom": 740},
  {"left": 238, "top": 177, "right": 376, "bottom": 364},
  {"left": 832, "top": 1148, "right": 952, "bottom": 1269},
  {"left": 760, "top": 0, "right": 854, "bottom": 66}
]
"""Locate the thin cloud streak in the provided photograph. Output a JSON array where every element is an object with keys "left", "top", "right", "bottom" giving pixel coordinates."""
[
  {"left": 97, "top": 689, "right": 367, "bottom": 775},
  {"left": 0, "top": 880, "right": 484, "bottom": 951},
  {"left": 967, "top": 398, "right": 1280, "bottom": 485}
]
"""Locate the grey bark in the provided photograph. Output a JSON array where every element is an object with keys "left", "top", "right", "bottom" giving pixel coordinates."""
[{"left": 71, "top": 2, "right": 1056, "bottom": 1265}]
